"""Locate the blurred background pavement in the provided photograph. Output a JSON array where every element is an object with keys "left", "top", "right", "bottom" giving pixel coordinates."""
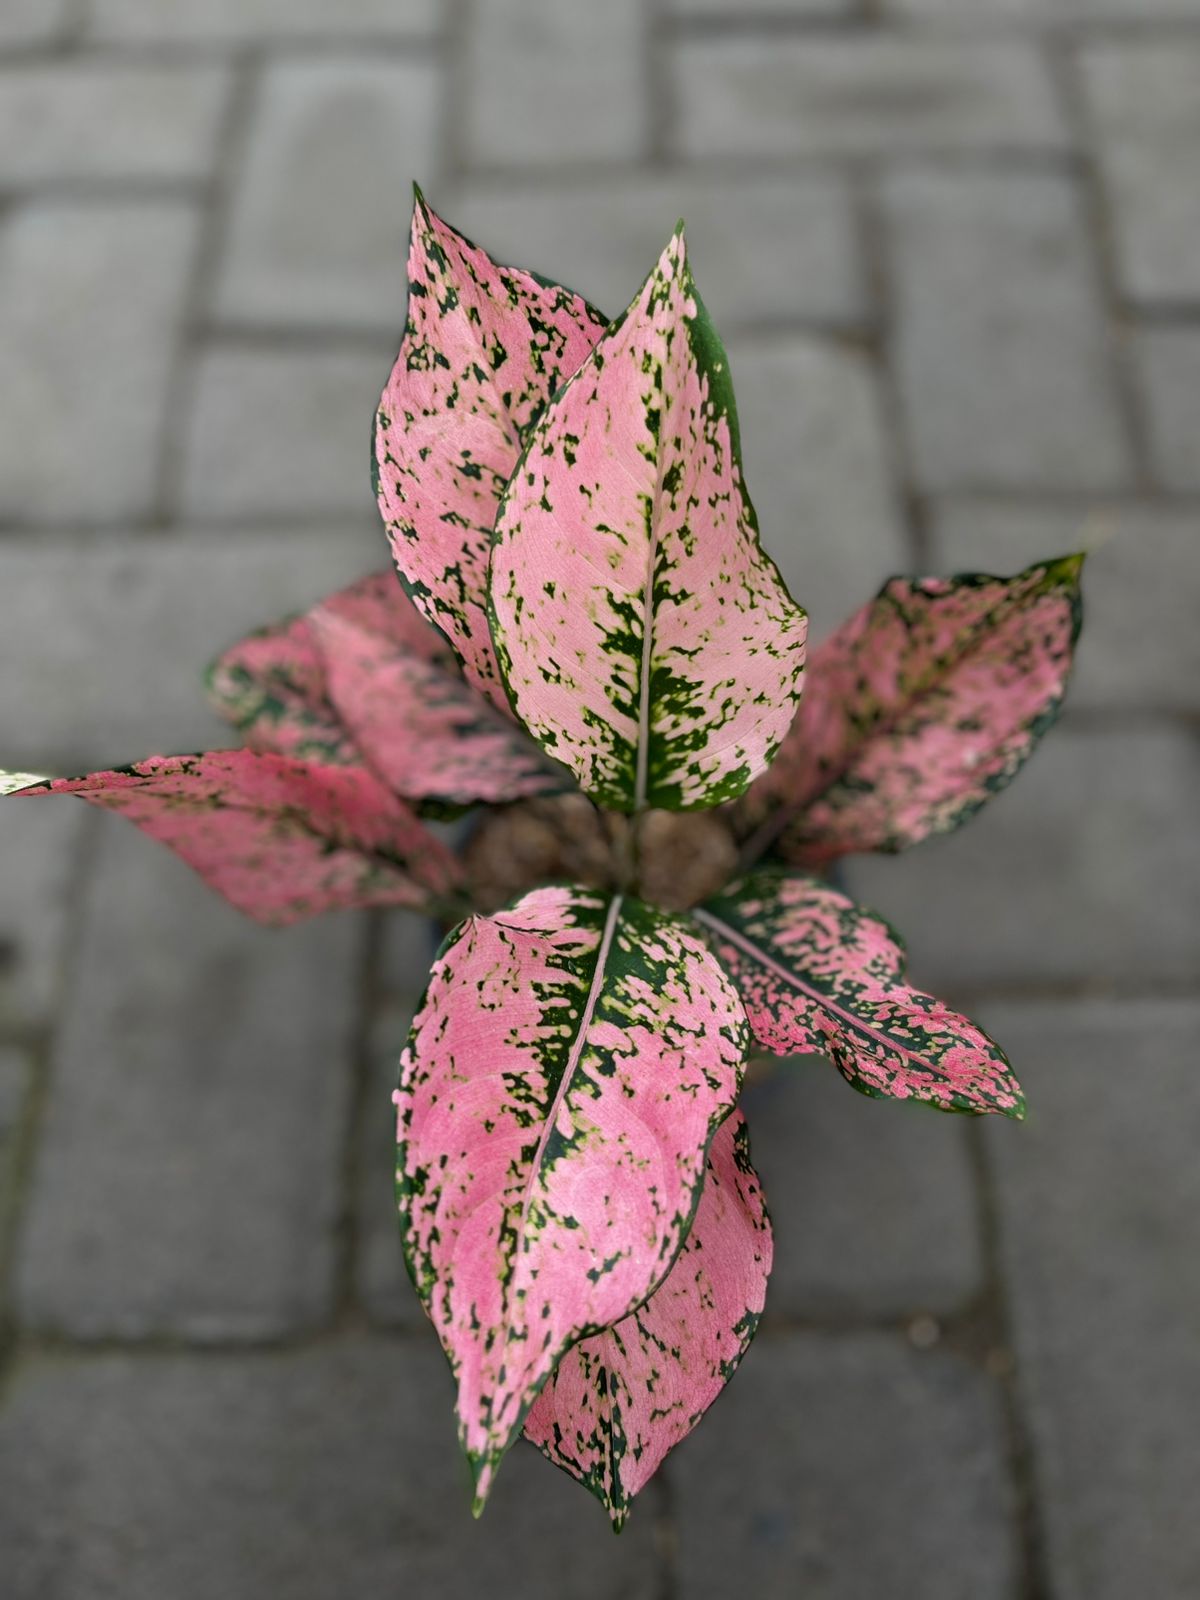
[{"left": 0, "top": 2, "right": 1198, "bottom": 1596}]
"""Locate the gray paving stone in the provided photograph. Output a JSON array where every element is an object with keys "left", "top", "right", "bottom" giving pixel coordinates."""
[
  {"left": 742, "top": 1061, "right": 981, "bottom": 1318},
  {"left": 0, "top": 530, "right": 384, "bottom": 772},
  {"left": 671, "top": 0, "right": 849, "bottom": 11},
  {"left": 0, "top": 200, "right": 199, "bottom": 525},
  {"left": 727, "top": 333, "right": 906, "bottom": 641},
  {"left": 0, "top": 1045, "right": 31, "bottom": 1142},
  {"left": 982, "top": 999, "right": 1200, "bottom": 1600},
  {"left": 0, "top": 803, "right": 87, "bottom": 1035},
  {"left": 356, "top": 910, "right": 437, "bottom": 1328},
  {"left": 0, "top": 64, "right": 229, "bottom": 186},
  {"left": 672, "top": 36, "right": 1068, "bottom": 160},
  {"left": 14, "top": 816, "right": 363, "bottom": 1339},
  {"left": 0, "top": 0, "right": 71, "bottom": 47},
  {"left": 1136, "top": 327, "right": 1200, "bottom": 493},
  {"left": 356, "top": 992, "right": 422, "bottom": 1328},
  {"left": 376, "top": 904, "right": 441, "bottom": 999},
  {"left": 214, "top": 59, "right": 440, "bottom": 331},
  {"left": 673, "top": 1333, "right": 1016, "bottom": 1598},
  {"left": 446, "top": 172, "right": 866, "bottom": 332},
  {"left": 0, "top": 1045, "right": 34, "bottom": 1249},
  {"left": 844, "top": 727, "right": 1200, "bottom": 994},
  {"left": 0, "top": 1336, "right": 660, "bottom": 1599},
  {"left": 356, "top": 998, "right": 422, "bottom": 1324},
  {"left": 179, "top": 346, "right": 390, "bottom": 521},
  {"left": 890, "top": 0, "right": 1200, "bottom": 16},
  {"left": 930, "top": 499, "right": 1200, "bottom": 713},
  {"left": 1081, "top": 43, "right": 1200, "bottom": 307},
  {"left": 884, "top": 172, "right": 1131, "bottom": 493},
  {"left": 461, "top": 0, "right": 648, "bottom": 168},
  {"left": 88, "top": 0, "right": 438, "bottom": 40}
]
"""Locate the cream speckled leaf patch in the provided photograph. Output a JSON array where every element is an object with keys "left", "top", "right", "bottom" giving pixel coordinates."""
[
  {"left": 395, "top": 883, "right": 747, "bottom": 1507},
  {"left": 489, "top": 228, "right": 807, "bottom": 813},
  {"left": 0, "top": 771, "right": 48, "bottom": 795}
]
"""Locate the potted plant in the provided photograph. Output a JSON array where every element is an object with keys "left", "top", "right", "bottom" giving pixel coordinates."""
[{"left": 2, "top": 192, "right": 1082, "bottom": 1528}]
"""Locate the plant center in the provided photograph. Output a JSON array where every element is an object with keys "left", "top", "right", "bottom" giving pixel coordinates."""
[{"left": 461, "top": 795, "right": 739, "bottom": 915}]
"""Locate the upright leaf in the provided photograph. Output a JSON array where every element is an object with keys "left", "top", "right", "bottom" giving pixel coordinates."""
[
  {"left": 489, "top": 228, "right": 807, "bottom": 813},
  {"left": 737, "top": 559, "right": 1082, "bottom": 861},
  {"left": 696, "top": 871, "right": 1022, "bottom": 1116},
  {"left": 395, "top": 884, "right": 747, "bottom": 1506},
  {"left": 523, "top": 1109, "right": 771, "bottom": 1527},
  {"left": 3, "top": 752, "right": 463, "bottom": 925},
  {"left": 375, "top": 193, "right": 607, "bottom": 711}
]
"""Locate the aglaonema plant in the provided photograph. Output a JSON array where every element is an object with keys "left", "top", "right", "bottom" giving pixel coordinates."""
[{"left": 2, "top": 191, "right": 1084, "bottom": 1528}]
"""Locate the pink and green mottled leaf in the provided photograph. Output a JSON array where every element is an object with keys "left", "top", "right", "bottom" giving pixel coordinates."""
[
  {"left": 737, "top": 558, "right": 1083, "bottom": 862},
  {"left": 395, "top": 883, "right": 747, "bottom": 1507},
  {"left": 206, "top": 573, "right": 447, "bottom": 766},
  {"left": 2, "top": 752, "right": 463, "bottom": 925},
  {"left": 309, "top": 605, "right": 568, "bottom": 810},
  {"left": 317, "top": 568, "right": 454, "bottom": 663},
  {"left": 695, "top": 871, "right": 1022, "bottom": 1117},
  {"left": 489, "top": 229, "right": 808, "bottom": 814},
  {"left": 375, "top": 191, "right": 607, "bottom": 712},
  {"left": 208, "top": 571, "right": 565, "bottom": 811},
  {"left": 523, "top": 1109, "right": 771, "bottom": 1527},
  {"left": 206, "top": 609, "right": 356, "bottom": 767}
]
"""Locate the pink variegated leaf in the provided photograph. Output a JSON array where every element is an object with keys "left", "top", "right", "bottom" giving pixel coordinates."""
[
  {"left": 2, "top": 752, "right": 464, "bottom": 926},
  {"left": 206, "top": 573, "right": 448, "bottom": 766},
  {"left": 489, "top": 228, "right": 808, "bottom": 813},
  {"left": 375, "top": 191, "right": 607, "bottom": 712},
  {"left": 696, "top": 870, "right": 1022, "bottom": 1117},
  {"left": 523, "top": 1109, "right": 771, "bottom": 1527},
  {"left": 316, "top": 569, "right": 454, "bottom": 663},
  {"left": 309, "top": 605, "right": 568, "bottom": 810},
  {"left": 737, "top": 558, "right": 1083, "bottom": 862},
  {"left": 205, "top": 609, "right": 356, "bottom": 766},
  {"left": 208, "top": 571, "right": 564, "bottom": 811},
  {"left": 395, "top": 884, "right": 747, "bottom": 1507}
]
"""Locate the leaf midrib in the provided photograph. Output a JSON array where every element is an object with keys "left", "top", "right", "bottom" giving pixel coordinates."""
[
  {"left": 694, "top": 907, "right": 934, "bottom": 1074},
  {"left": 510, "top": 893, "right": 625, "bottom": 1265}
]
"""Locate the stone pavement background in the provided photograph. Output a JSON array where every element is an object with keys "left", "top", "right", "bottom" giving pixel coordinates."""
[{"left": 0, "top": 2, "right": 1197, "bottom": 1595}]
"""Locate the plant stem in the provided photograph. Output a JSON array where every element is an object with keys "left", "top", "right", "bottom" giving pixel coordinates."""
[
  {"left": 734, "top": 801, "right": 798, "bottom": 875},
  {"left": 607, "top": 811, "right": 637, "bottom": 895}
]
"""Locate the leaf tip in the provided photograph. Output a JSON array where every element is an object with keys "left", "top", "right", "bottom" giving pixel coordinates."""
[
  {"left": 410, "top": 181, "right": 435, "bottom": 230},
  {"left": 467, "top": 1447, "right": 499, "bottom": 1517},
  {"left": 0, "top": 770, "right": 50, "bottom": 795},
  {"left": 651, "top": 220, "right": 690, "bottom": 293},
  {"left": 1050, "top": 549, "right": 1087, "bottom": 583}
]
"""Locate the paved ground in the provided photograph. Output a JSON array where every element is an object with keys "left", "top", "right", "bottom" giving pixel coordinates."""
[{"left": 1, "top": 3, "right": 1198, "bottom": 1596}]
